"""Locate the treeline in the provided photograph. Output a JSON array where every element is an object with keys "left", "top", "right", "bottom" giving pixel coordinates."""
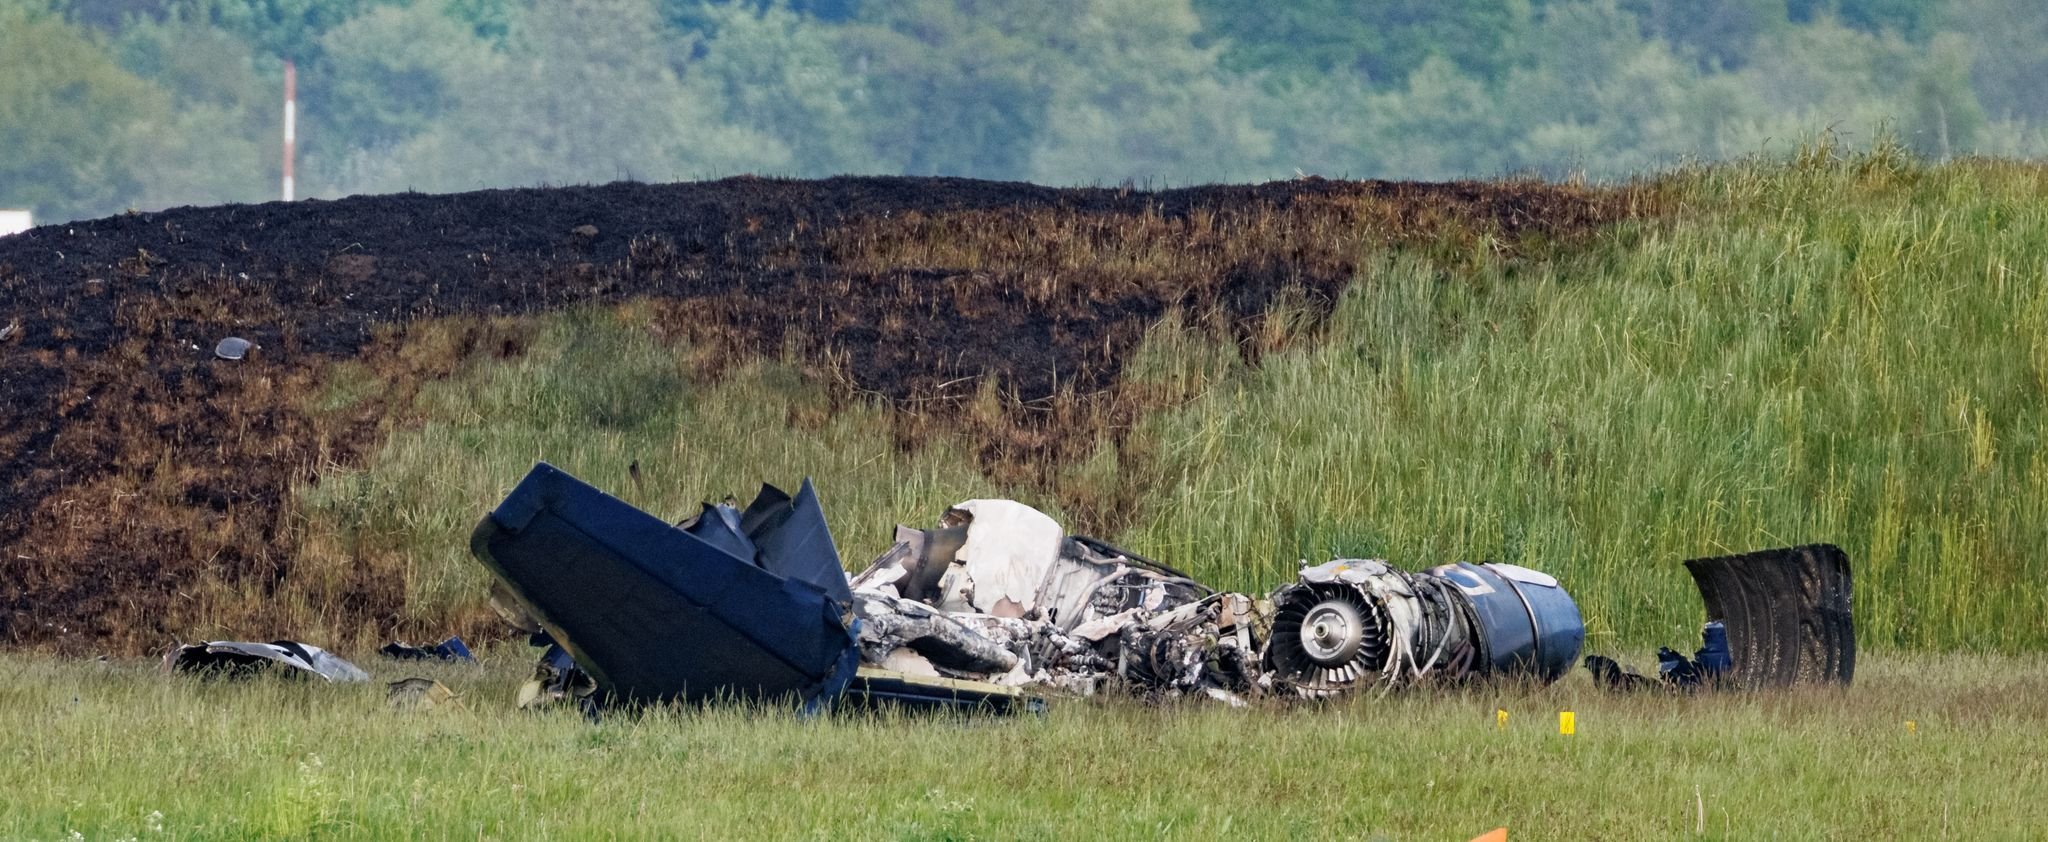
[{"left": 3, "top": 0, "right": 2044, "bottom": 223}]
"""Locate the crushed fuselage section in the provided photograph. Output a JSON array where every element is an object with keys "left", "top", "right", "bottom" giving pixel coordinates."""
[
  {"left": 473, "top": 466, "right": 1592, "bottom": 712},
  {"left": 846, "top": 501, "right": 1586, "bottom": 702}
]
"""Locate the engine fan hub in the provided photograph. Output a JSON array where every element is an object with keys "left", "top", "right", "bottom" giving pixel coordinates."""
[{"left": 1299, "top": 598, "right": 1367, "bottom": 666}]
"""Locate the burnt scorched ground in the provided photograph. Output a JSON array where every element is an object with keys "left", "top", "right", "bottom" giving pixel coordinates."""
[{"left": 0, "top": 175, "right": 1639, "bottom": 653}]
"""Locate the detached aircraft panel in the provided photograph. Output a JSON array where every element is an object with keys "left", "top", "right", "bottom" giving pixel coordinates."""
[
  {"left": 471, "top": 463, "right": 859, "bottom": 707},
  {"left": 749, "top": 479, "right": 854, "bottom": 605},
  {"left": 1685, "top": 544, "right": 1854, "bottom": 688}
]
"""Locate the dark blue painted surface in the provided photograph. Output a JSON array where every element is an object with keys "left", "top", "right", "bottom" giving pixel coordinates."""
[
  {"left": 748, "top": 479, "right": 853, "bottom": 605},
  {"left": 471, "top": 463, "right": 859, "bottom": 708},
  {"left": 1433, "top": 562, "right": 1585, "bottom": 682}
]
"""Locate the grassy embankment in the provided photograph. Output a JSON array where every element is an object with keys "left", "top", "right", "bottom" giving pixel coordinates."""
[
  {"left": 1, "top": 651, "right": 2042, "bottom": 839},
  {"left": 1121, "top": 146, "right": 2048, "bottom": 651},
  {"left": 300, "top": 146, "right": 2048, "bottom": 652}
]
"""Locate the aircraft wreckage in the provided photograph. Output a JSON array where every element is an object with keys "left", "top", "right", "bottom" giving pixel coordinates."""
[{"left": 470, "top": 464, "right": 1853, "bottom": 714}]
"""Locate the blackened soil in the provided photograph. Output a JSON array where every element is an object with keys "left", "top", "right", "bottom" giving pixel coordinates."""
[{"left": 0, "top": 175, "right": 1638, "bottom": 652}]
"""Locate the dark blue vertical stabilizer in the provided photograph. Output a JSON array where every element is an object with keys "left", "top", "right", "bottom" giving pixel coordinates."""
[
  {"left": 680, "top": 502, "right": 758, "bottom": 563},
  {"left": 749, "top": 479, "right": 852, "bottom": 605},
  {"left": 470, "top": 463, "right": 859, "bottom": 708}
]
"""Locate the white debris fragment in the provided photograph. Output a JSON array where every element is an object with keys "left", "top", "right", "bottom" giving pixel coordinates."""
[
  {"left": 939, "top": 500, "right": 1062, "bottom": 617},
  {"left": 164, "top": 640, "right": 368, "bottom": 682},
  {"left": 214, "top": 337, "right": 255, "bottom": 360},
  {"left": 880, "top": 648, "right": 941, "bottom": 677}
]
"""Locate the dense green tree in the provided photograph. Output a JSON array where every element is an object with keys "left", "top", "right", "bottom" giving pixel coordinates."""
[
  {"left": 307, "top": 2, "right": 507, "bottom": 194},
  {"left": 383, "top": 0, "right": 784, "bottom": 193},
  {"left": 170, "top": 0, "right": 394, "bottom": 60},
  {"left": 113, "top": 15, "right": 276, "bottom": 208},
  {"left": 690, "top": 1, "right": 887, "bottom": 175},
  {"left": 1358, "top": 57, "right": 1517, "bottom": 179},
  {"left": 1786, "top": 0, "right": 1938, "bottom": 37},
  {"left": 1252, "top": 0, "right": 1980, "bottom": 183},
  {"left": 1248, "top": 72, "right": 1379, "bottom": 178},
  {"left": 1943, "top": 0, "right": 2048, "bottom": 123},
  {"left": 1506, "top": 38, "right": 1752, "bottom": 177},
  {"left": 1732, "top": 20, "right": 1983, "bottom": 157},
  {"left": 1193, "top": 0, "right": 1534, "bottom": 84},
  {"left": 1026, "top": 0, "right": 1273, "bottom": 185},
  {"left": 663, "top": 0, "right": 859, "bottom": 35},
  {"left": 1619, "top": 0, "right": 1788, "bottom": 68},
  {"left": 0, "top": 4, "right": 163, "bottom": 219},
  {"left": 56, "top": 0, "right": 181, "bottom": 31},
  {"left": 1900, "top": 34, "right": 1988, "bottom": 159},
  {"left": 315, "top": 4, "right": 495, "bottom": 153},
  {"left": 442, "top": 0, "right": 517, "bottom": 40},
  {"left": 8, "top": 0, "right": 2048, "bottom": 224},
  {"left": 838, "top": 0, "right": 1060, "bottom": 178}
]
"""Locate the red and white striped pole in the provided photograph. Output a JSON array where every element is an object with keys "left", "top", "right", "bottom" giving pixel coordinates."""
[{"left": 281, "top": 60, "right": 296, "bottom": 201}]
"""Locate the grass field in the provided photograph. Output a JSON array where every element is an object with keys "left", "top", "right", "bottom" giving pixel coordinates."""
[{"left": 3, "top": 651, "right": 2043, "bottom": 840}]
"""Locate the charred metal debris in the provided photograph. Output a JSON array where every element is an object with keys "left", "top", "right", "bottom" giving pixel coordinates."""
[
  {"left": 157, "top": 466, "right": 1853, "bottom": 713},
  {"left": 474, "top": 464, "right": 1709, "bottom": 715}
]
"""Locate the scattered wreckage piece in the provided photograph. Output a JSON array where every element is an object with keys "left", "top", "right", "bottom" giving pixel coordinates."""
[
  {"left": 1688, "top": 544, "right": 1853, "bottom": 688},
  {"left": 1655, "top": 620, "right": 1734, "bottom": 688},
  {"left": 1260, "top": 560, "right": 1583, "bottom": 698},
  {"left": 387, "top": 677, "right": 463, "bottom": 712},
  {"left": 849, "top": 500, "right": 1211, "bottom": 629},
  {"left": 1114, "top": 593, "right": 1264, "bottom": 703},
  {"left": 849, "top": 500, "right": 1223, "bottom": 696},
  {"left": 379, "top": 636, "right": 475, "bottom": 663},
  {"left": 164, "top": 640, "right": 369, "bottom": 682},
  {"left": 471, "top": 463, "right": 861, "bottom": 711},
  {"left": 1584, "top": 544, "right": 1853, "bottom": 691},
  {"left": 473, "top": 463, "right": 1044, "bottom": 715},
  {"left": 843, "top": 669, "right": 1047, "bottom": 715},
  {"left": 515, "top": 641, "right": 598, "bottom": 712},
  {"left": 850, "top": 591, "right": 1020, "bottom": 676},
  {"left": 1584, "top": 622, "right": 1733, "bottom": 692},
  {"left": 1582, "top": 654, "right": 1663, "bottom": 691},
  {"left": 213, "top": 336, "right": 255, "bottom": 361}
]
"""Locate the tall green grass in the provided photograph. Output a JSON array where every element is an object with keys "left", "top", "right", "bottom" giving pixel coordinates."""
[{"left": 1118, "top": 151, "right": 2048, "bottom": 651}]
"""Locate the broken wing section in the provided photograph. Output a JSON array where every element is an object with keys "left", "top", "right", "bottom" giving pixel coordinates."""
[
  {"left": 844, "top": 669, "right": 1048, "bottom": 715},
  {"left": 471, "top": 463, "right": 860, "bottom": 708},
  {"left": 1684, "top": 544, "right": 1854, "bottom": 688}
]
